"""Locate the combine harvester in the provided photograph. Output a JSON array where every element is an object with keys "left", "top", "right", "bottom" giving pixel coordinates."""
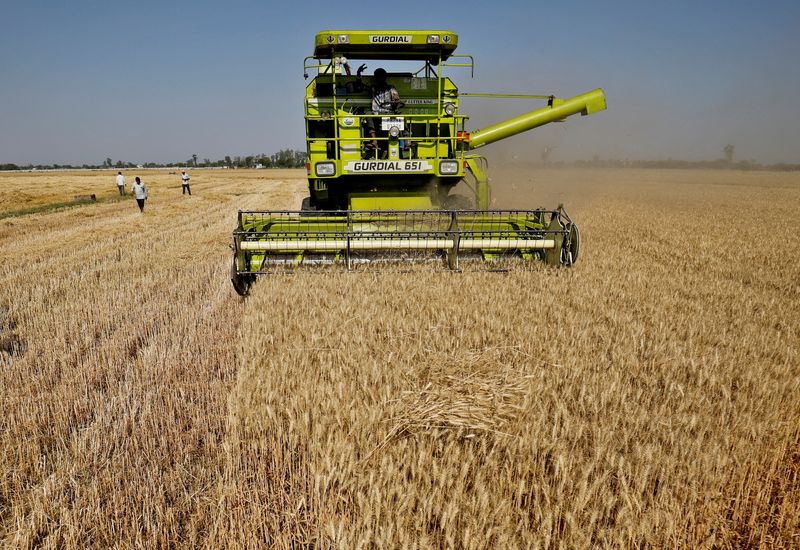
[{"left": 231, "top": 30, "right": 606, "bottom": 295}]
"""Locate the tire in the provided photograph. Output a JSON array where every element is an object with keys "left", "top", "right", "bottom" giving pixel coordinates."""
[
  {"left": 300, "top": 196, "right": 322, "bottom": 217},
  {"left": 230, "top": 255, "right": 253, "bottom": 296},
  {"left": 565, "top": 223, "right": 580, "bottom": 266}
]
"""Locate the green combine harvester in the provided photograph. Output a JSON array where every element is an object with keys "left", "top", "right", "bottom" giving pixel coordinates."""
[{"left": 231, "top": 30, "right": 606, "bottom": 295}]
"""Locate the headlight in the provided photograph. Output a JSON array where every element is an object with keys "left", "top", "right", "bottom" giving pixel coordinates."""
[
  {"left": 388, "top": 125, "right": 400, "bottom": 138},
  {"left": 439, "top": 160, "right": 459, "bottom": 174},
  {"left": 444, "top": 102, "right": 455, "bottom": 116},
  {"left": 315, "top": 162, "right": 336, "bottom": 176},
  {"left": 427, "top": 34, "right": 440, "bottom": 44}
]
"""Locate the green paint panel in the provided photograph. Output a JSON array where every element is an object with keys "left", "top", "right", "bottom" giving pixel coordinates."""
[{"left": 349, "top": 193, "right": 433, "bottom": 210}]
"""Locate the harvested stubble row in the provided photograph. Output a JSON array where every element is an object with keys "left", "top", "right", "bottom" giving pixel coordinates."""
[
  {"left": 0, "top": 170, "right": 302, "bottom": 547},
  {"left": 1, "top": 168, "right": 798, "bottom": 548}
]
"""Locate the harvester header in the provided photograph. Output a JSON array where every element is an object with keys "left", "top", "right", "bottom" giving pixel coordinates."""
[{"left": 230, "top": 29, "right": 606, "bottom": 295}]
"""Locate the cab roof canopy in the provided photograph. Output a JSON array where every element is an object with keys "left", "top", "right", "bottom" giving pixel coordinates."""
[{"left": 314, "top": 30, "right": 458, "bottom": 62}]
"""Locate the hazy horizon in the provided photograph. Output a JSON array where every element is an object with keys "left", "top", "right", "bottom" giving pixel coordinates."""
[{"left": 2, "top": 0, "right": 799, "bottom": 165}]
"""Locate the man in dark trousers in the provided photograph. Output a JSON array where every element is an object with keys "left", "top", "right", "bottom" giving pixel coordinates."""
[
  {"left": 181, "top": 171, "right": 191, "bottom": 195},
  {"left": 132, "top": 177, "right": 148, "bottom": 212}
]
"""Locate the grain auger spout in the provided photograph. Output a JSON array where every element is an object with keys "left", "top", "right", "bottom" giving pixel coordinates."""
[
  {"left": 231, "top": 30, "right": 606, "bottom": 295},
  {"left": 461, "top": 89, "right": 607, "bottom": 149}
]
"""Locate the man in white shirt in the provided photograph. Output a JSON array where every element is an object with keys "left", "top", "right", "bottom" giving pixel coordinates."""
[
  {"left": 116, "top": 171, "right": 125, "bottom": 196},
  {"left": 181, "top": 171, "right": 191, "bottom": 195},
  {"left": 360, "top": 67, "right": 401, "bottom": 152},
  {"left": 132, "top": 177, "right": 148, "bottom": 212}
]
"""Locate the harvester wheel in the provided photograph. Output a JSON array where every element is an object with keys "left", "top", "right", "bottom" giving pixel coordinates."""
[
  {"left": 565, "top": 223, "right": 580, "bottom": 266},
  {"left": 442, "top": 194, "right": 474, "bottom": 210},
  {"left": 230, "top": 256, "right": 253, "bottom": 297},
  {"left": 300, "top": 196, "right": 325, "bottom": 217}
]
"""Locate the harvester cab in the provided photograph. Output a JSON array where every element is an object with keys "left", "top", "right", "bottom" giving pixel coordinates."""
[{"left": 231, "top": 30, "right": 606, "bottom": 295}]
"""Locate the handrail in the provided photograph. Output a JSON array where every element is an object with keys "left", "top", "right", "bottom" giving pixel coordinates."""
[{"left": 442, "top": 54, "right": 474, "bottom": 77}]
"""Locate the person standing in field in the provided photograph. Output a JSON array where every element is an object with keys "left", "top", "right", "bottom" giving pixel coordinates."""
[
  {"left": 132, "top": 177, "right": 148, "bottom": 213},
  {"left": 181, "top": 170, "right": 191, "bottom": 195},
  {"left": 116, "top": 171, "right": 125, "bottom": 196}
]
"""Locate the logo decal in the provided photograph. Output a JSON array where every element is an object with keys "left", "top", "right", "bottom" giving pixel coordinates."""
[
  {"left": 344, "top": 160, "right": 432, "bottom": 173},
  {"left": 369, "top": 35, "right": 412, "bottom": 44}
]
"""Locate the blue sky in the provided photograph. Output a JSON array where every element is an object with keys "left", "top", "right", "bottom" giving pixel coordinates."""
[{"left": 1, "top": 0, "right": 799, "bottom": 164}]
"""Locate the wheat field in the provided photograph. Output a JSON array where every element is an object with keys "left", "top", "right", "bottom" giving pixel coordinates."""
[{"left": 1, "top": 168, "right": 798, "bottom": 548}]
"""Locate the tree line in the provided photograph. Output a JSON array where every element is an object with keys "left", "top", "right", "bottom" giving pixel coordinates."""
[{"left": 0, "top": 149, "right": 307, "bottom": 171}]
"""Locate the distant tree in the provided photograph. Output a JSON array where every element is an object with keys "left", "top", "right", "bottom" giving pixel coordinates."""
[
  {"left": 105, "top": 157, "right": 113, "bottom": 168},
  {"left": 271, "top": 149, "right": 300, "bottom": 168},
  {"left": 203, "top": 158, "right": 210, "bottom": 166},
  {"left": 224, "top": 155, "right": 232, "bottom": 167},
  {"left": 271, "top": 150, "right": 287, "bottom": 167},
  {"left": 724, "top": 144, "right": 735, "bottom": 163},
  {"left": 192, "top": 154, "right": 198, "bottom": 166}
]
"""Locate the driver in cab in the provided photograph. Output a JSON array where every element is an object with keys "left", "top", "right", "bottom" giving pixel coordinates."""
[{"left": 358, "top": 66, "right": 401, "bottom": 150}]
